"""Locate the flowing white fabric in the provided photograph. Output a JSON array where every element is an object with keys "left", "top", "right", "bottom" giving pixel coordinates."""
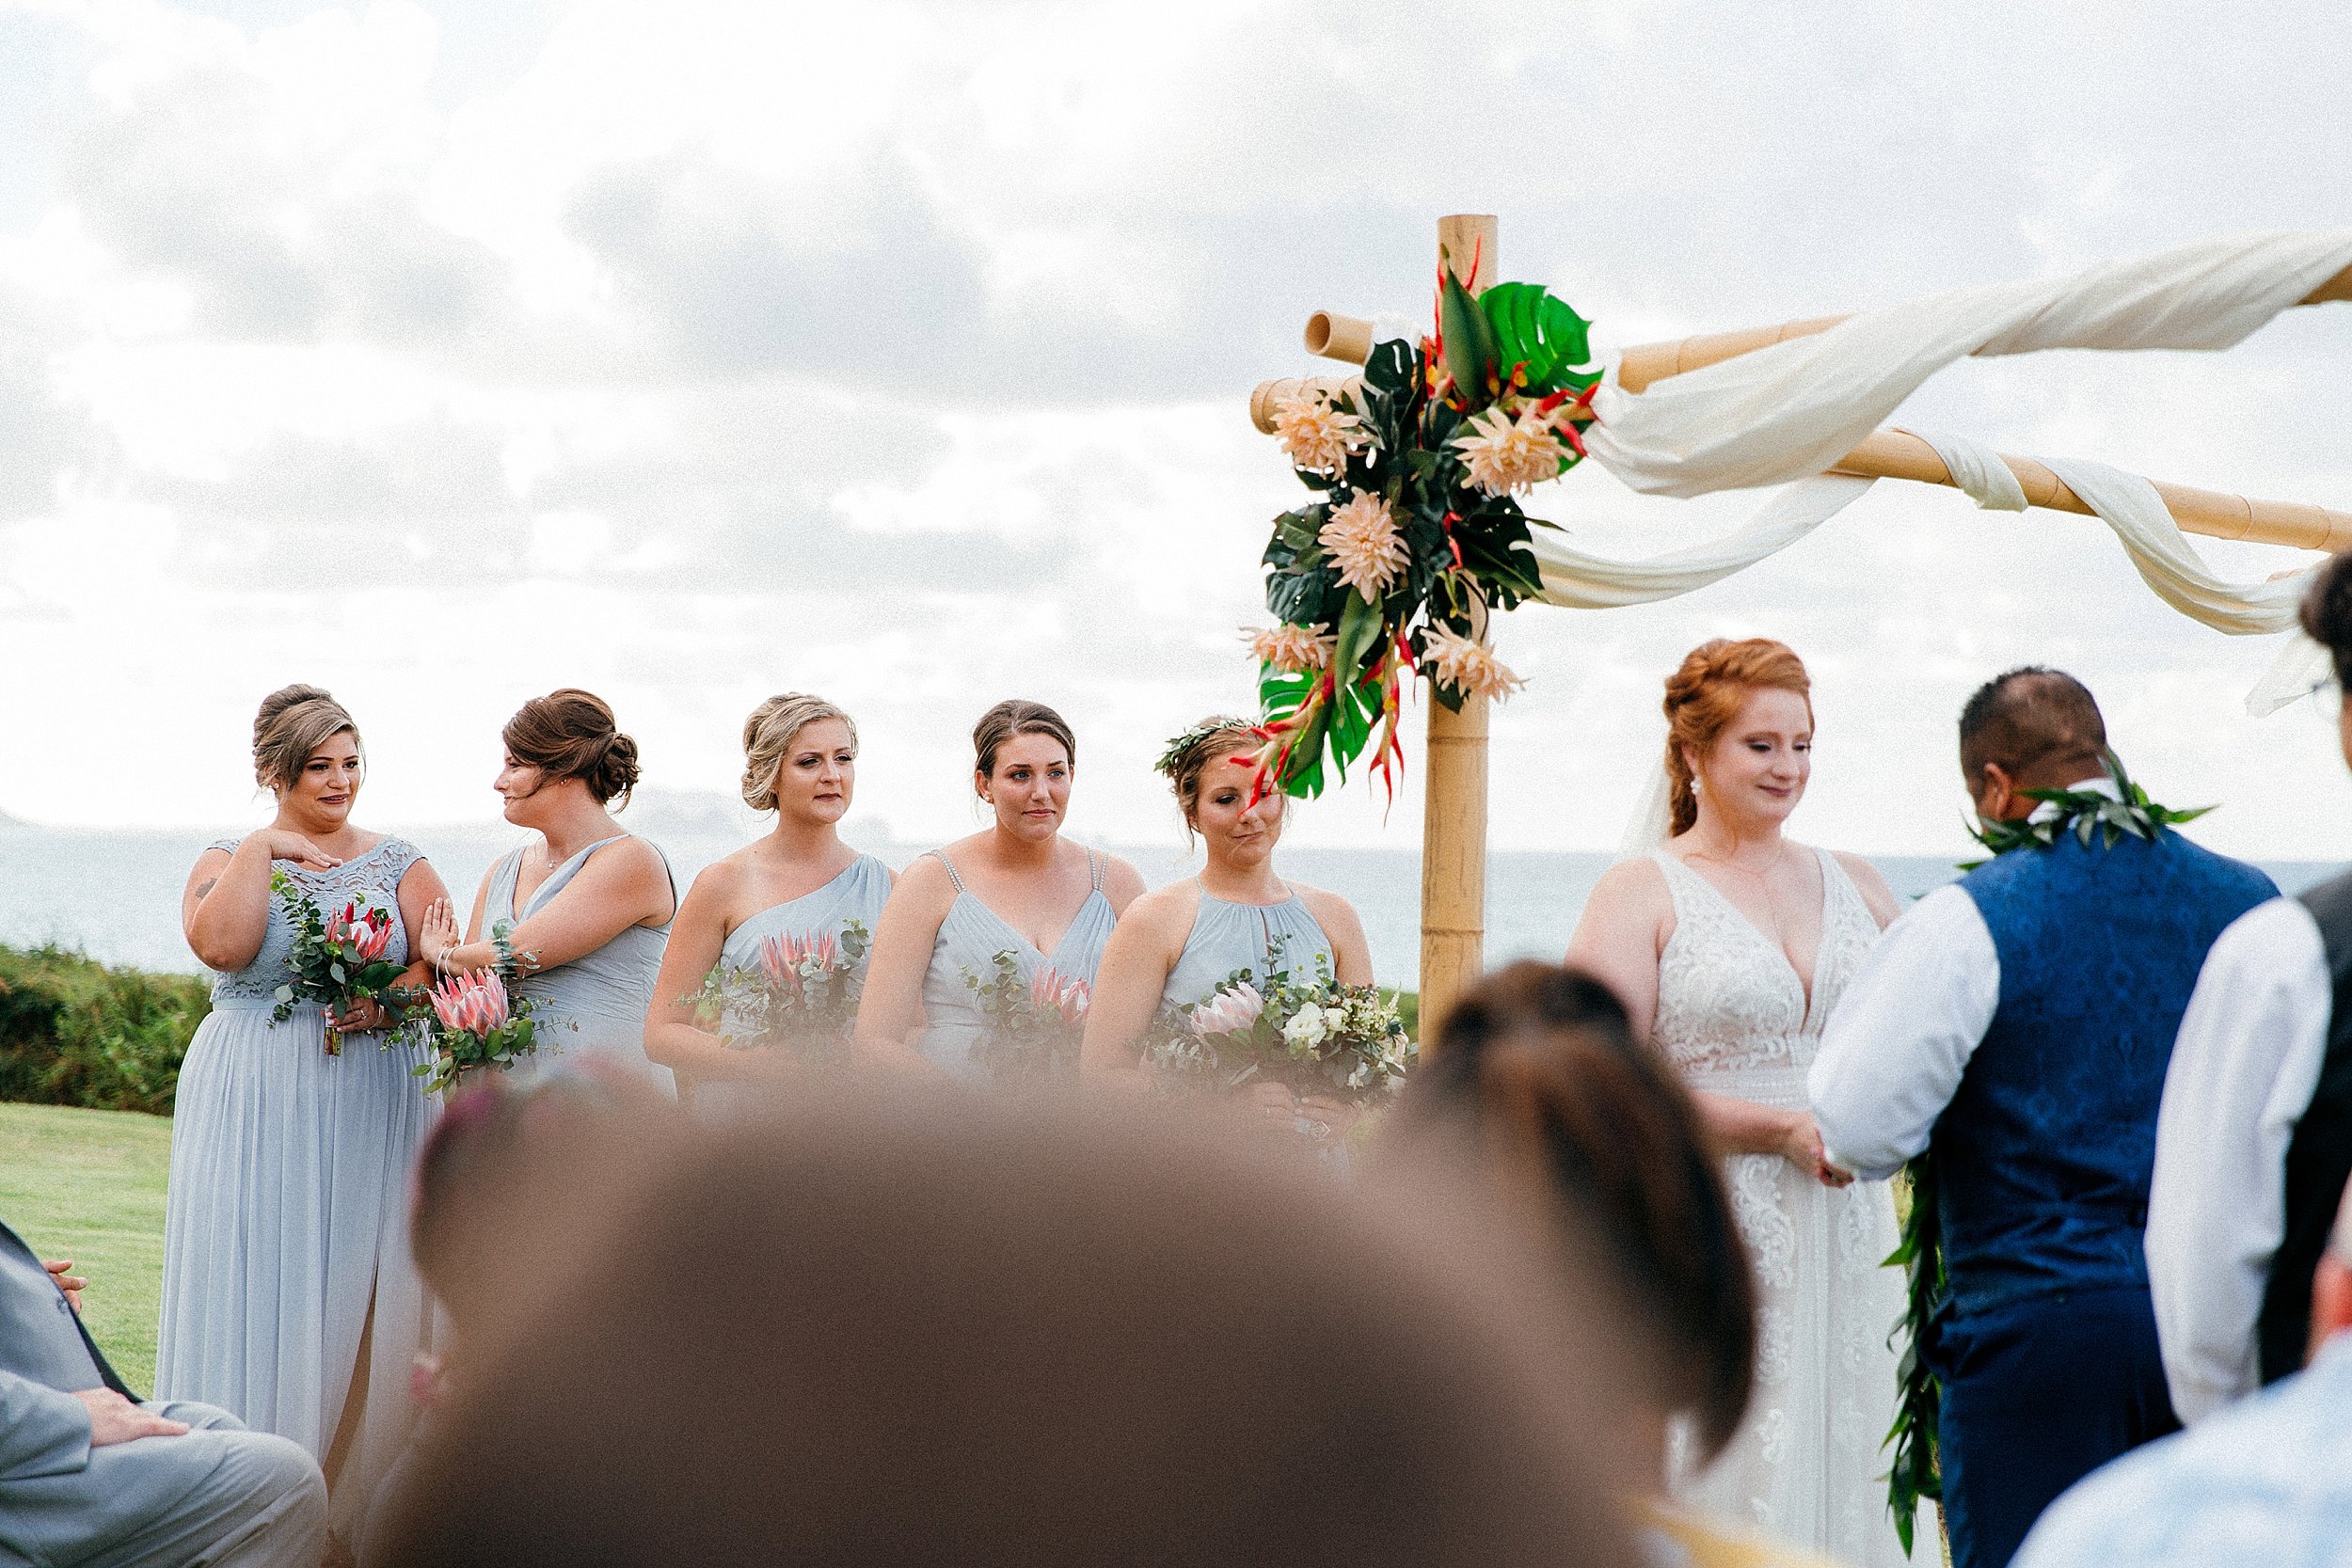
[
  {"left": 1584, "top": 230, "right": 2352, "bottom": 499},
  {"left": 1647, "top": 847, "right": 1915, "bottom": 1562},
  {"left": 1530, "top": 475, "right": 1873, "bottom": 610}
]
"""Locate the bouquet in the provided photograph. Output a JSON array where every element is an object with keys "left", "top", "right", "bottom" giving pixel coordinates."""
[
  {"left": 682, "top": 922, "right": 869, "bottom": 1068},
  {"left": 269, "top": 869, "right": 417, "bottom": 1055},
  {"left": 1147, "top": 950, "right": 1413, "bottom": 1102},
  {"left": 962, "top": 952, "right": 1090, "bottom": 1084},
  {"left": 416, "top": 967, "right": 541, "bottom": 1096}
]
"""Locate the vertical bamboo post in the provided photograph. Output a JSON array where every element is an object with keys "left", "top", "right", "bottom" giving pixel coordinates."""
[{"left": 1419, "top": 214, "right": 1497, "bottom": 1049}]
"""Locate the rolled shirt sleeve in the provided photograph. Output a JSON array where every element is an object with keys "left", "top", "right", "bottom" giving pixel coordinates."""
[
  {"left": 1807, "top": 883, "right": 2002, "bottom": 1182},
  {"left": 2147, "top": 895, "right": 2330, "bottom": 1425}
]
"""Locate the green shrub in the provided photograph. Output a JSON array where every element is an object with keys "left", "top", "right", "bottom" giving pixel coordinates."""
[{"left": 0, "top": 945, "right": 209, "bottom": 1117}]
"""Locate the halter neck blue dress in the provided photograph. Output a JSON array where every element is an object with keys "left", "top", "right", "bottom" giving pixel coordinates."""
[
  {"left": 157, "top": 834, "right": 437, "bottom": 1551},
  {"left": 485, "top": 833, "right": 675, "bottom": 1095},
  {"left": 697, "top": 853, "right": 892, "bottom": 1117},
  {"left": 915, "top": 847, "right": 1117, "bottom": 1082},
  {"left": 1161, "top": 884, "right": 1336, "bottom": 1010}
]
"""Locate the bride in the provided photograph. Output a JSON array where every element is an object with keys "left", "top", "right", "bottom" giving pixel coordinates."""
[{"left": 1567, "top": 637, "right": 1911, "bottom": 1561}]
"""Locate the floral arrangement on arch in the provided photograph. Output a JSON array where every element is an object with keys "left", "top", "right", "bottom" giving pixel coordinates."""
[{"left": 1248, "top": 261, "right": 1600, "bottom": 798}]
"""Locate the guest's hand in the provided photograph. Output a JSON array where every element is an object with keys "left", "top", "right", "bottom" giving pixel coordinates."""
[
  {"left": 44, "top": 1259, "right": 86, "bottom": 1314},
  {"left": 1781, "top": 1113, "right": 1853, "bottom": 1188},
  {"left": 74, "top": 1389, "right": 188, "bottom": 1447},
  {"left": 420, "top": 900, "right": 462, "bottom": 968},
  {"left": 262, "top": 830, "right": 341, "bottom": 872}
]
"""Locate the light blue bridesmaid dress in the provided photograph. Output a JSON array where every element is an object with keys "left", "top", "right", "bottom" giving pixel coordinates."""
[
  {"left": 157, "top": 835, "right": 437, "bottom": 1550},
  {"left": 915, "top": 847, "right": 1116, "bottom": 1081},
  {"left": 485, "top": 833, "right": 676, "bottom": 1095},
  {"left": 1161, "top": 882, "right": 1336, "bottom": 1012},
  {"left": 697, "top": 852, "right": 892, "bottom": 1117}
]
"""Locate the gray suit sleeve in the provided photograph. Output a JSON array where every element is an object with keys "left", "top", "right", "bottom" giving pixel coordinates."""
[{"left": 0, "top": 1366, "right": 94, "bottom": 1482}]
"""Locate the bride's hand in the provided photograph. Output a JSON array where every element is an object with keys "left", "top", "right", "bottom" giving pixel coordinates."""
[
  {"left": 419, "top": 899, "right": 461, "bottom": 968},
  {"left": 1782, "top": 1113, "right": 1854, "bottom": 1188}
]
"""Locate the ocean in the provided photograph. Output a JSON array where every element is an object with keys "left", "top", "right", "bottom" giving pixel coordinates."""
[{"left": 5, "top": 817, "right": 2340, "bottom": 988}]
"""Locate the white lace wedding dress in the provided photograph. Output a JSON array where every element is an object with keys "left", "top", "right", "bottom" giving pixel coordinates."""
[{"left": 1649, "top": 847, "right": 1914, "bottom": 1563}]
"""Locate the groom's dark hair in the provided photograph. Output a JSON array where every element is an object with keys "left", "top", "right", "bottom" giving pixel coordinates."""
[
  {"left": 1958, "top": 667, "right": 2106, "bottom": 787},
  {"left": 2300, "top": 550, "right": 2352, "bottom": 689}
]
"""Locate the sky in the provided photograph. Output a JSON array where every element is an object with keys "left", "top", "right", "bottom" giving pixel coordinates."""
[{"left": 2, "top": 0, "right": 2349, "bottom": 860}]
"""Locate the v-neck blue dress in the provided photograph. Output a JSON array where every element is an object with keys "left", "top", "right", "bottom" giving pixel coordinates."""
[
  {"left": 915, "top": 847, "right": 1117, "bottom": 1082},
  {"left": 485, "top": 833, "right": 676, "bottom": 1095},
  {"left": 1161, "top": 885, "right": 1336, "bottom": 1010}
]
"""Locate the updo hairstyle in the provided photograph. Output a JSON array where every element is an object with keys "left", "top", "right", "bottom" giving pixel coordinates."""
[
  {"left": 740, "top": 694, "right": 856, "bottom": 813},
  {"left": 1155, "top": 716, "right": 1266, "bottom": 832},
  {"left": 502, "top": 689, "right": 642, "bottom": 808},
  {"left": 1661, "top": 639, "right": 1811, "bottom": 836},
  {"left": 972, "top": 700, "right": 1077, "bottom": 782},
  {"left": 252, "top": 685, "right": 361, "bottom": 793}
]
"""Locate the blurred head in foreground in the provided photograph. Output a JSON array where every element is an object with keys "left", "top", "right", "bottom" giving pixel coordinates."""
[
  {"left": 1393, "top": 960, "right": 1757, "bottom": 1478},
  {"left": 375, "top": 1087, "right": 1638, "bottom": 1568}
]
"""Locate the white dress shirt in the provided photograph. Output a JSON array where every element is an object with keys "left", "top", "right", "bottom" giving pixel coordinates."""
[
  {"left": 2146, "top": 895, "right": 2331, "bottom": 1425},
  {"left": 1807, "top": 883, "right": 2002, "bottom": 1180}
]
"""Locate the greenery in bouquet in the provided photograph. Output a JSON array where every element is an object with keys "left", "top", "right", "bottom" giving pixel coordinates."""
[
  {"left": 268, "top": 868, "right": 421, "bottom": 1055},
  {"left": 682, "top": 922, "right": 869, "bottom": 1069},
  {"left": 415, "top": 966, "right": 541, "bottom": 1096},
  {"left": 962, "top": 952, "right": 1089, "bottom": 1085},
  {"left": 1248, "top": 261, "right": 1599, "bottom": 800},
  {"left": 1148, "top": 949, "right": 1414, "bottom": 1103}
]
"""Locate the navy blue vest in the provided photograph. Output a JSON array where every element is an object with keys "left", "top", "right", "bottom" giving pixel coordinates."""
[{"left": 1940, "top": 829, "right": 2274, "bottom": 1317}]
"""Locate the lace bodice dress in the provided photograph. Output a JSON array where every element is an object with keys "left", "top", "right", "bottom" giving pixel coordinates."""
[
  {"left": 1649, "top": 847, "right": 1915, "bottom": 1562},
  {"left": 157, "top": 836, "right": 438, "bottom": 1557}
]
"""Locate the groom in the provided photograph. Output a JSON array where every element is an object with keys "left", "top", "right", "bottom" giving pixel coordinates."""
[{"left": 1806, "top": 668, "right": 2275, "bottom": 1568}]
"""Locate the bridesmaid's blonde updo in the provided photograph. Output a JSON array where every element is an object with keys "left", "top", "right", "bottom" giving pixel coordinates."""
[
  {"left": 1661, "top": 639, "right": 1812, "bottom": 837},
  {"left": 252, "top": 685, "right": 360, "bottom": 793},
  {"left": 1153, "top": 716, "right": 1268, "bottom": 832},
  {"left": 971, "top": 699, "right": 1077, "bottom": 783},
  {"left": 502, "top": 689, "right": 642, "bottom": 808},
  {"left": 740, "top": 694, "right": 856, "bottom": 812}
]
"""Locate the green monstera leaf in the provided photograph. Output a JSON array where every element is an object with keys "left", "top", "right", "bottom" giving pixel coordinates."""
[{"left": 1479, "top": 281, "right": 1598, "bottom": 397}]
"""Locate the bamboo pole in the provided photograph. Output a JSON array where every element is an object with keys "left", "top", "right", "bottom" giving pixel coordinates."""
[
  {"left": 1617, "top": 261, "right": 2352, "bottom": 393},
  {"left": 1419, "top": 214, "right": 1498, "bottom": 1048},
  {"left": 1831, "top": 429, "right": 2352, "bottom": 553},
  {"left": 1248, "top": 374, "right": 1361, "bottom": 435},
  {"left": 1304, "top": 311, "right": 1375, "bottom": 365}
]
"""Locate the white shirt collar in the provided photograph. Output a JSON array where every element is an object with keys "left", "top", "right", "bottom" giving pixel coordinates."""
[{"left": 2026, "top": 774, "right": 2121, "bottom": 824}]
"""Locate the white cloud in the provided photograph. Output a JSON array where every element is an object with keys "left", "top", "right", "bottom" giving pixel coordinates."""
[{"left": 2, "top": 0, "right": 2349, "bottom": 869}]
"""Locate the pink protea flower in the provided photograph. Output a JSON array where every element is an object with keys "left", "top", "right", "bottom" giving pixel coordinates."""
[
  {"left": 1419, "top": 623, "right": 1526, "bottom": 702},
  {"left": 1244, "top": 623, "right": 1336, "bottom": 674},
  {"left": 326, "top": 903, "right": 396, "bottom": 963},
  {"left": 1190, "top": 981, "right": 1264, "bottom": 1037},
  {"left": 1271, "top": 387, "right": 1372, "bottom": 476},
  {"left": 757, "top": 931, "right": 839, "bottom": 998},
  {"left": 1317, "top": 490, "right": 1409, "bottom": 604},
  {"left": 1031, "top": 968, "right": 1090, "bottom": 1028},
  {"left": 429, "top": 969, "right": 511, "bottom": 1036}
]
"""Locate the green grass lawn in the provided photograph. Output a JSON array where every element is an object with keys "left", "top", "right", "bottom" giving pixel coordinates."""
[{"left": 0, "top": 1101, "right": 170, "bottom": 1391}]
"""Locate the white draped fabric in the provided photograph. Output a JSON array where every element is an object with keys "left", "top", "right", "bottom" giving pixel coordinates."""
[{"left": 1518, "top": 229, "right": 2352, "bottom": 714}]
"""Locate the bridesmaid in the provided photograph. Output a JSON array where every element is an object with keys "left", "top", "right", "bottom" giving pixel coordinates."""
[
  {"left": 160, "top": 684, "right": 447, "bottom": 1555},
  {"left": 1081, "top": 716, "right": 1374, "bottom": 1142},
  {"left": 645, "top": 693, "right": 893, "bottom": 1114},
  {"left": 420, "top": 689, "right": 677, "bottom": 1094},
  {"left": 855, "top": 699, "right": 1144, "bottom": 1080}
]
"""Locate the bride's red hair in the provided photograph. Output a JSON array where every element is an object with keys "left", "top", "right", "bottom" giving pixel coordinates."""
[{"left": 1661, "top": 639, "right": 1812, "bottom": 837}]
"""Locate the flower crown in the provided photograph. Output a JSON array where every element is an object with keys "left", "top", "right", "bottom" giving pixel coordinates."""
[{"left": 1153, "top": 719, "right": 1265, "bottom": 782}]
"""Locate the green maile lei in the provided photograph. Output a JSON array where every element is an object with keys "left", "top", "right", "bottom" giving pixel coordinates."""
[{"left": 1883, "top": 751, "right": 2210, "bottom": 1552}]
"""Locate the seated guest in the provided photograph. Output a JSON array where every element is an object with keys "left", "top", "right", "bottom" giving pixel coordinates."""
[
  {"left": 371, "top": 1086, "right": 1641, "bottom": 1568},
  {"left": 2150, "top": 551, "right": 2352, "bottom": 1421},
  {"left": 2013, "top": 1178, "right": 2352, "bottom": 1567},
  {"left": 1389, "top": 960, "right": 1844, "bottom": 1568},
  {"left": 0, "top": 1211, "right": 325, "bottom": 1568}
]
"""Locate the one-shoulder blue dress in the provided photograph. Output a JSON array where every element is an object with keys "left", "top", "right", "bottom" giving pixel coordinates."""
[
  {"left": 157, "top": 835, "right": 437, "bottom": 1549},
  {"left": 485, "top": 834, "right": 675, "bottom": 1095},
  {"left": 915, "top": 847, "right": 1116, "bottom": 1082},
  {"left": 698, "top": 853, "right": 892, "bottom": 1117}
]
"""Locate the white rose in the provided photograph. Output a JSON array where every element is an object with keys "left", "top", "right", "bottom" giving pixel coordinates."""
[{"left": 1283, "top": 1006, "right": 1329, "bottom": 1050}]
